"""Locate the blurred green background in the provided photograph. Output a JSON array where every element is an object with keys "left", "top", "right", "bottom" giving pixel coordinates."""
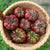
[{"left": 0, "top": 0, "right": 50, "bottom": 50}]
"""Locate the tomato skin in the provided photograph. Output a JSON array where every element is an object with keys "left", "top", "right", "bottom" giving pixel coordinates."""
[
  {"left": 20, "top": 18, "right": 31, "bottom": 30},
  {"left": 28, "top": 36, "right": 40, "bottom": 44},
  {"left": 14, "top": 7, "right": 24, "bottom": 18},
  {"left": 25, "top": 8, "right": 30, "bottom": 13},
  {"left": 4, "top": 15, "right": 19, "bottom": 30},
  {"left": 31, "top": 19, "right": 47, "bottom": 35},
  {"left": 10, "top": 28, "right": 27, "bottom": 43},
  {"left": 28, "top": 39, "right": 37, "bottom": 44},
  {"left": 25, "top": 9, "right": 39, "bottom": 22},
  {"left": 27, "top": 30, "right": 40, "bottom": 44}
]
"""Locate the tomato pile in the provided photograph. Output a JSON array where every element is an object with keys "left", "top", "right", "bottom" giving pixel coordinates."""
[{"left": 4, "top": 7, "right": 47, "bottom": 44}]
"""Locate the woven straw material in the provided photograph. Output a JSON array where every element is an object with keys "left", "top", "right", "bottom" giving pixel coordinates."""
[{"left": 0, "top": 1, "right": 50, "bottom": 50}]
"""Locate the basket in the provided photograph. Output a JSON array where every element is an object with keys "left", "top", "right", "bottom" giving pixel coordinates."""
[{"left": 0, "top": 1, "right": 50, "bottom": 50}]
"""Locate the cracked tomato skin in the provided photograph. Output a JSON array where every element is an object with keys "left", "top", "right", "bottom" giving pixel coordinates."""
[
  {"left": 4, "top": 15, "right": 19, "bottom": 30},
  {"left": 31, "top": 19, "right": 47, "bottom": 35},
  {"left": 10, "top": 28, "right": 27, "bottom": 43},
  {"left": 27, "top": 30, "right": 40, "bottom": 44},
  {"left": 20, "top": 18, "right": 31, "bottom": 30},
  {"left": 25, "top": 9, "right": 39, "bottom": 22},
  {"left": 14, "top": 7, "right": 24, "bottom": 18}
]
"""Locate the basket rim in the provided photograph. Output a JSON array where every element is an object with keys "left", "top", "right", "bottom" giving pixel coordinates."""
[{"left": 0, "top": 1, "right": 50, "bottom": 50}]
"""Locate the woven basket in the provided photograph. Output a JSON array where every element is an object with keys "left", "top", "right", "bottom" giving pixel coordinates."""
[{"left": 0, "top": 1, "right": 50, "bottom": 50}]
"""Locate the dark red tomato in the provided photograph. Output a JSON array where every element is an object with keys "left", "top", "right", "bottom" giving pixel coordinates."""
[
  {"left": 10, "top": 28, "right": 27, "bottom": 43},
  {"left": 25, "top": 9, "right": 39, "bottom": 22},
  {"left": 4, "top": 15, "right": 19, "bottom": 30},
  {"left": 20, "top": 18, "right": 31, "bottom": 30},
  {"left": 31, "top": 19, "right": 47, "bottom": 35},
  {"left": 14, "top": 7, "right": 24, "bottom": 18}
]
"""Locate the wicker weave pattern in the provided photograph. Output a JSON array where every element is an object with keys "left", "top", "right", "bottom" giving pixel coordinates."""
[{"left": 0, "top": 1, "right": 50, "bottom": 50}]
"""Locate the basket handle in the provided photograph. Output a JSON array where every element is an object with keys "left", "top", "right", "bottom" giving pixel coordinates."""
[
  {"left": 0, "top": 10, "right": 3, "bottom": 31},
  {"left": 0, "top": 10, "right": 3, "bottom": 20}
]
